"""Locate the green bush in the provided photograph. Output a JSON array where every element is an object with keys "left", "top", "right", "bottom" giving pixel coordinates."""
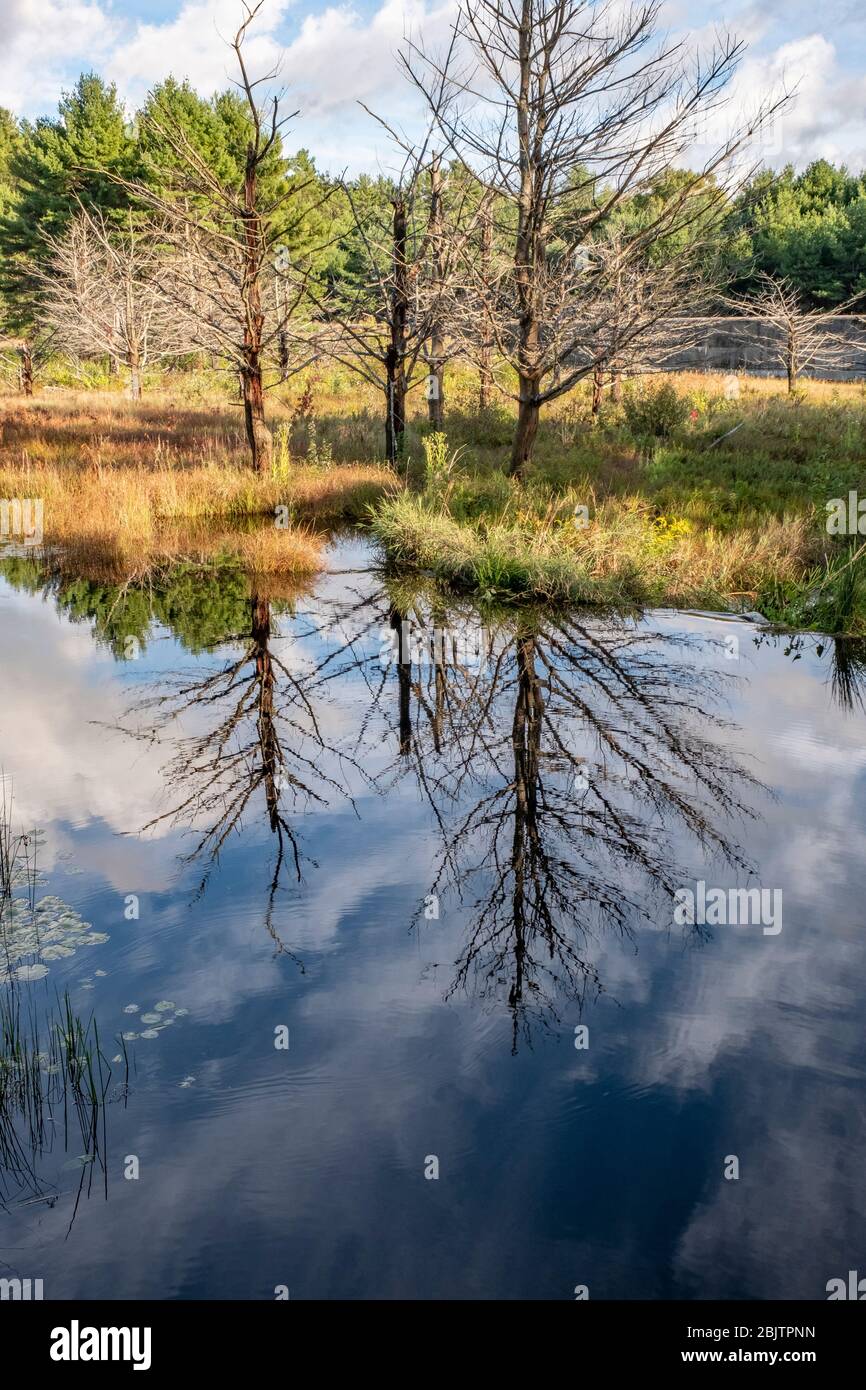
[{"left": 623, "top": 380, "right": 691, "bottom": 439}]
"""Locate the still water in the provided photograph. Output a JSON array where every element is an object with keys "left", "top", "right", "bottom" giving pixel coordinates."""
[{"left": 1, "top": 537, "right": 864, "bottom": 1300}]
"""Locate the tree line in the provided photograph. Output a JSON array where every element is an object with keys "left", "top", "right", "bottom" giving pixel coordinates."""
[{"left": 0, "top": 0, "right": 862, "bottom": 473}]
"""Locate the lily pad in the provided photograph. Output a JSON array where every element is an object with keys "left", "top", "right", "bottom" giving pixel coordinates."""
[{"left": 13, "top": 963, "right": 49, "bottom": 982}]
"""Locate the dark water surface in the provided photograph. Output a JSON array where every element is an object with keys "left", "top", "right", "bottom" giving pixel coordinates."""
[{"left": 1, "top": 537, "right": 865, "bottom": 1300}]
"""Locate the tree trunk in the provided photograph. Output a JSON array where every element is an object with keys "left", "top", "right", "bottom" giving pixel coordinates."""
[
  {"left": 507, "top": 630, "right": 543, "bottom": 1052},
  {"left": 427, "top": 153, "right": 445, "bottom": 428},
  {"left": 243, "top": 367, "right": 272, "bottom": 473},
  {"left": 386, "top": 195, "right": 409, "bottom": 467},
  {"left": 19, "top": 344, "right": 33, "bottom": 397},
  {"left": 591, "top": 362, "right": 604, "bottom": 418},
  {"left": 786, "top": 332, "right": 798, "bottom": 394},
  {"left": 128, "top": 347, "right": 142, "bottom": 401},
  {"left": 611, "top": 367, "right": 622, "bottom": 403},
  {"left": 252, "top": 595, "right": 280, "bottom": 829},
  {"left": 385, "top": 359, "right": 407, "bottom": 469},
  {"left": 389, "top": 609, "right": 413, "bottom": 755},
  {"left": 241, "top": 138, "right": 272, "bottom": 473},
  {"left": 479, "top": 207, "right": 494, "bottom": 411},
  {"left": 510, "top": 380, "right": 540, "bottom": 478},
  {"left": 511, "top": 7, "right": 544, "bottom": 479}
]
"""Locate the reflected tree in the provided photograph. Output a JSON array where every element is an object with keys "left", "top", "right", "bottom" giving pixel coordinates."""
[
  {"left": 119, "top": 586, "right": 370, "bottom": 960},
  {"left": 361, "top": 603, "right": 765, "bottom": 1050}
]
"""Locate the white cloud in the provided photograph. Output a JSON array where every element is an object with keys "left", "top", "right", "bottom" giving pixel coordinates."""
[
  {"left": 1, "top": 2, "right": 865, "bottom": 173},
  {"left": 106, "top": 0, "right": 295, "bottom": 99},
  {"left": 0, "top": 1, "right": 120, "bottom": 115}
]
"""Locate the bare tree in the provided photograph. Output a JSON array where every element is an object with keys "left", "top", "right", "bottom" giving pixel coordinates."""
[
  {"left": 405, "top": 0, "right": 788, "bottom": 476},
  {"left": 112, "top": 2, "right": 325, "bottom": 469},
  {"left": 316, "top": 72, "right": 486, "bottom": 468},
  {"left": 35, "top": 207, "right": 183, "bottom": 399},
  {"left": 320, "top": 148, "right": 463, "bottom": 467},
  {"left": 477, "top": 201, "right": 494, "bottom": 409},
  {"left": 724, "top": 272, "right": 866, "bottom": 393},
  {"left": 0, "top": 331, "right": 55, "bottom": 396},
  {"left": 425, "top": 152, "right": 447, "bottom": 427}
]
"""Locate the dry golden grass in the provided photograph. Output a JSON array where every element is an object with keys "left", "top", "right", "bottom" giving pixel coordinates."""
[{"left": 0, "top": 391, "right": 398, "bottom": 575}]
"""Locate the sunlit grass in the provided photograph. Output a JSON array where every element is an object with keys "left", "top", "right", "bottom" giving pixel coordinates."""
[
  {"left": 0, "top": 391, "right": 398, "bottom": 575},
  {"left": 3, "top": 373, "right": 865, "bottom": 625}
]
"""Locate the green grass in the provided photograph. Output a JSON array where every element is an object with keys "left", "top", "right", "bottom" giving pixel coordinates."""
[
  {"left": 370, "top": 377, "right": 866, "bottom": 635},
  {"left": 4, "top": 367, "right": 865, "bottom": 632}
]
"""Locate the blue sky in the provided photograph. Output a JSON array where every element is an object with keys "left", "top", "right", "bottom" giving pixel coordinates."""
[{"left": 1, "top": 0, "right": 865, "bottom": 175}]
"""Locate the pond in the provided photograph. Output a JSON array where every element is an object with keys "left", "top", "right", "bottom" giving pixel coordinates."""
[{"left": 1, "top": 536, "right": 865, "bottom": 1300}]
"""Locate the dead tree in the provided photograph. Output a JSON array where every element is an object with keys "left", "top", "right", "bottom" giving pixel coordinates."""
[
  {"left": 426, "top": 152, "right": 446, "bottom": 427},
  {"left": 477, "top": 203, "right": 494, "bottom": 410},
  {"left": 405, "top": 0, "right": 788, "bottom": 476},
  {"left": 725, "top": 273, "right": 866, "bottom": 392},
  {"left": 35, "top": 208, "right": 183, "bottom": 399},
  {"left": 581, "top": 232, "right": 715, "bottom": 416},
  {"left": 113, "top": 2, "right": 323, "bottom": 469},
  {"left": 319, "top": 153, "right": 452, "bottom": 467},
  {"left": 0, "top": 333, "right": 54, "bottom": 396},
  {"left": 316, "top": 69, "right": 483, "bottom": 468}
]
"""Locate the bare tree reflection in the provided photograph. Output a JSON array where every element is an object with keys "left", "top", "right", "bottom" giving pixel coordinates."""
[
  {"left": 108, "top": 559, "right": 767, "bottom": 1036},
  {"left": 360, "top": 604, "right": 765, "bottom": 1051},
  {"left": 121, "top": 587, "right": 369, "bottom": 961}
]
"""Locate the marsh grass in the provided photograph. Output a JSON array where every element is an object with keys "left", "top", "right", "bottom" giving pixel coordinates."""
[
  {"left": 0, "top": 391, "right": 398, "bottom": 576},
  {"left": 4, "top": 372, "right": 866, "bottom": 628},
  {"left": 1, "top": 781, "right": 124, "bottom": 1206},
  {"left": 370, "top": 373, "right": 866, "bottom": 632}
]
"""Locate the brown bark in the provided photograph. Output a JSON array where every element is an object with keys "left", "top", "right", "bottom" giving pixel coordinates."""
[
  {"left": 243, "top": 367, "right": 272, "bottom": 472},
  {"left": 241, "top": 136, "right": 272, "bottom": 473},
  {"left": 427, "top": 153, "right": 445, "bottom": 428},
  {"left": 20, "top": 344, "right": 33, "bottom": 397},
  {"left": 386, "top": 195, "right": 409, "bottom": 466},
  {"left": 510, "top": 379, "right": 541, "bottom": 478}
]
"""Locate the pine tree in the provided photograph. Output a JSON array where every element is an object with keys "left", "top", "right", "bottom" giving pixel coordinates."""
[{"left": 0, "top": 74, "right": 140, "bottom": 323}]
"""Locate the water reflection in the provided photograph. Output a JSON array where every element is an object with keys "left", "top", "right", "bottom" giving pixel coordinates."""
[
  {"left": 324, "top": 602, "right": 765, "bottom": 1048},
  {"left": 0, "top": 556, "right": 791, "bottom": 1045},
  {"left": 119, "top": 587, "right": 372, "bottom": 961},
  {"left": 1, "top": 779, "right": 123, "bottom": 1220},
  {"left": 2, "top": 546, "right": 866, "bottom": 1299}
]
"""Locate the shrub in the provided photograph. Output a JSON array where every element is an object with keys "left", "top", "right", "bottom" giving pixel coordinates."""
[{"left": 623, "top": 380, "right": 691, "bottom": 439}]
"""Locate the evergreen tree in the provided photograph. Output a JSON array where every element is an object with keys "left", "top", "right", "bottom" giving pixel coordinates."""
[
  {"left": 0, "top": 74, "right": 140, "bottom": 323},
  {"left": 735, "top": 161, "right": 866, "bottom": 307}
]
